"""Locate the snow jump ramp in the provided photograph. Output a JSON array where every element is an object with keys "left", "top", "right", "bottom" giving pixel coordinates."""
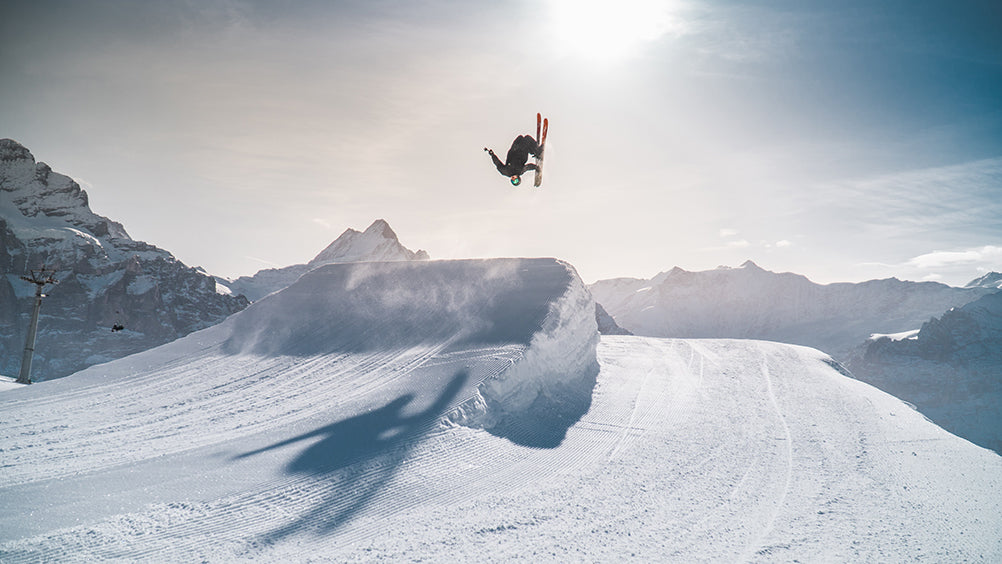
[{"left": 221, "top": 257, "right": 600, "bottom": 447}]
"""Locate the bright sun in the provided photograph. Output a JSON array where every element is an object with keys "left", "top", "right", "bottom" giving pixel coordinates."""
[{"left": 547, "top": 0, "right": 682, "bottom": 62}]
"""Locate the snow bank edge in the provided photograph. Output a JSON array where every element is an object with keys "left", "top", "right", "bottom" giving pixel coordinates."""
[{"left": 448, "top": 260, "right": 601, "bottom": 447}]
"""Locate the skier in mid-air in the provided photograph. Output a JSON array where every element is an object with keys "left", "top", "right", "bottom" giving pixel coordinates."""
[
  {"left": 484, "top": 135, "right": 540, "bottom": 186},
  {"left": 484, "top": 113, "right": 548, "bottom": 187}
]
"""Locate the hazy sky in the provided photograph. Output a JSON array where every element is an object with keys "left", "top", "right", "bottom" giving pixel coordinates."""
[{"left": 2, "top": 0, "right": 1001, "bottom": 286}]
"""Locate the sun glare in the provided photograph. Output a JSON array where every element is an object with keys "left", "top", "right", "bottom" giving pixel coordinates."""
[{"left": 547, "top": 0, "right": 682, "bottom": 62}]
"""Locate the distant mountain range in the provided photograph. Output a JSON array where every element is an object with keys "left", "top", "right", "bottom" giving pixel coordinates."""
[
  {"left": 589, "top": 260, "right": 993, "bottom": 360},
  {"left": 219, "top": 219, "right": 428, "bottom": 302},
  {"left": 0, "top": 139, "right": 248, "bottom": 381}
]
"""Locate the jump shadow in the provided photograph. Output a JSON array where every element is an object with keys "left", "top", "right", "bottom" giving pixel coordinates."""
[{"left": 234, "top": 370, "right": 468, "bottom": 543}]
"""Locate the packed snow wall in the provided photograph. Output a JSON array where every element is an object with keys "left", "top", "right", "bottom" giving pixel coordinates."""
[{"left": 223, "top": 258, "right": 600, "bottom": 446}]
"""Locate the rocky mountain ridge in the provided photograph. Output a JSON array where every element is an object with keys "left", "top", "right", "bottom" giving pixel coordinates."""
[
  {"left": 847, "top": 289, "right": 1002, "bottom": 453},
  {"left": 0, "top": 139, "right": 248, "bottom": 381}
]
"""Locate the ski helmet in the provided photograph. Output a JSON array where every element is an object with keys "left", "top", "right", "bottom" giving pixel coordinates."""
[{"left": 510, "top": 175, "right": 521, "bottom": 186}]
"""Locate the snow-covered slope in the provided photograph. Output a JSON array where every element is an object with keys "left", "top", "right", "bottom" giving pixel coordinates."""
[
  {"left": 848, "top": 290, "right": 1002, "bottom": 454},
  {"left": 223, "top": 219, "right": 428, "bottom": 302},
  {"left": 0, "top": 375, "right": 26, "bottom": 392},
  {"left": 966, "top": 271, "right": 1002, "bottom": 289},
  {"left": 590, "top": 260, "right": 992, "bottom": 360},
  {"left": 0, "top": 139, "right": 248, "bottom": 381},
  {"left": 1, "top": 258, "right": 999, "bottom": 562}
]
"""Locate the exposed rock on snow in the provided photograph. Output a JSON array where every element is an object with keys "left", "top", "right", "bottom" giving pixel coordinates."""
[
  {"left": 848, "top": 290, "right": 1002, "bottom": 453},
  {"left": 0, "top": 139, "right": 248, "bottom": 381},
  {"left": 589, "top": 260, "right": 992, "bottom": 360},
  {"left": 223, "top": 219, "right": 428, "bottom": 302}
]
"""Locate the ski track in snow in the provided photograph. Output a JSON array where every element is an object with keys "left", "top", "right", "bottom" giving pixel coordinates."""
[
  {"left": 740, "top": 352, "right": 794, "bottom": 561},
  {"left": 2, "top": 337, "right": 1000, "bottom": 562}
]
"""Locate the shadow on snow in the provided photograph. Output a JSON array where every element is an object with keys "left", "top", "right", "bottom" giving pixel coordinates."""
[{"left": 234, "top": 370, "right": 469, "bottom": 543}]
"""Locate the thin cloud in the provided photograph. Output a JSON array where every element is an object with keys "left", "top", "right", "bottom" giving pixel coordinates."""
[
  {"left": 906, "top": 246, "right": 1002, "bottom": 269},
  {"left": 244, "top": 256, "right": 282, "bottom": 268},
  {"left": 802, "top": 157, "right": 1002, "bottom": 242},
  {"left": 701, "top": 238, "right": 792, "bottom": 252}
]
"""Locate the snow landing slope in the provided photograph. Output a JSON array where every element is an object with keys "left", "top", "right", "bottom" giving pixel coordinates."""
[{"left": 1, "top": 260, "right": 1001, "bottom": 562}]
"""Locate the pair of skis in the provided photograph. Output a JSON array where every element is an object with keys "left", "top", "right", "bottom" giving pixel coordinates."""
[{"left": 534, "top": 113, "right": 548, "bottom": 188}]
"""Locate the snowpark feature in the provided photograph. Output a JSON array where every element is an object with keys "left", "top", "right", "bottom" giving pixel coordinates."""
[{"left": 1, "top": 259, "right": 1000, "bottom": 562}]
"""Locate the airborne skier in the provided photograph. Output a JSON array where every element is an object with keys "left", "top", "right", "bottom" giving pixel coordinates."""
[{"left": 484, "top": 113, "right": 548, "bottom": 187}]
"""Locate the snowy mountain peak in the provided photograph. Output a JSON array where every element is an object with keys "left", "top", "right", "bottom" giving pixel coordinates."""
[
  {"left": 0, "top": 139, "right": 248, "bottom": 380},
  {"left": 307, "top": 219, "right": 428, "bottom": 267},
  {"left": 365, "top": 218, "right": 395, "bottom": 239},
  {"left": 966, "top": 272, "right": 1002, "bottom": 289},
  {"left": 710, "top": 260, "right": 767, "bottom": 274},
  {"left": 0, "top": 138, "right": 33, "bottom": 162},
  {"left": 649, "top": 267, "right": 685, "bottom": 286},
  {"left": 226, "top": 219, "right": 429, "bottom": 302},
  {"left": 0, "top": 138, "right": 130, "bottom": 242}
]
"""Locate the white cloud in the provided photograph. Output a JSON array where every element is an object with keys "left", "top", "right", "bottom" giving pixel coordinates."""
[
  {"left": 727, "top": 239, "right": 750, "bottom": 248},
  {"left": 906, "top": 246, "right": 1002, "bottom": 269},
  {"left": 775, "top": 240, "right": 792, "bottom": 247},
  {"left": 809, "top": 157, "right": 1002, "bottom": 239},
  {"left": 719, "top": 228, "right": 739, "bottom": 238}
]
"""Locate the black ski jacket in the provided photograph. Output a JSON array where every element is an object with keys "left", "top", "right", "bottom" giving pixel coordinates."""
[{"left": 488, "top": 135, "right": 539, "bottom": 176}]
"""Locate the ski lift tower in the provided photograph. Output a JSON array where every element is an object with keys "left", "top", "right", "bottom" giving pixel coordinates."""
[{"left": 17, "top": 266, "right": 58, "bottom": 385}]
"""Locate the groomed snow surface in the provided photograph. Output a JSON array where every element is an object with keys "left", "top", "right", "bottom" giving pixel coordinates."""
[
  {"left": 2, "top": 259, "right": 1000, "bottom": 562},
  {"left": 0, "top": 376, "right": 25, "bottom": 393}
]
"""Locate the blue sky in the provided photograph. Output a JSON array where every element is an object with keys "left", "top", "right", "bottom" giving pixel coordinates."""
[{"left": 2, "top": 0, "right": 1000, "bottom": 285}]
